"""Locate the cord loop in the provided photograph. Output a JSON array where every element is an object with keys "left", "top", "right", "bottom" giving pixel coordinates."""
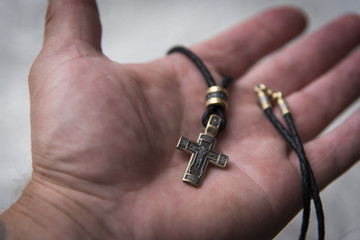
[{"left": 168, "top": 46, "right": 232, "bottom": 131}]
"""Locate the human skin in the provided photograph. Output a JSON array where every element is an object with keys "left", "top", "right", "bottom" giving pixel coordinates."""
[{"left": 0, "top": 0, "right": 359, "bottom": 239}]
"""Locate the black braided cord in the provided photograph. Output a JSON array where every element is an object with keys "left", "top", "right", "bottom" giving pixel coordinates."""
[
  {"left": 168, "top": 46, "right": 231, "bottom": 131},
  {"left": 264, "top": 109, "right": 312, "bottom": 239},
  {"left": 284, "top": 113, "right": 325, "bottom": 240},
  {"left": 264, "top": 108, "right": 325, "bottom": 240}
]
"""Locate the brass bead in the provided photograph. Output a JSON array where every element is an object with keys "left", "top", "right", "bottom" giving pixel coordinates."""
[{"left": 205, "top": 86, "right": 229, "bottom": 111}]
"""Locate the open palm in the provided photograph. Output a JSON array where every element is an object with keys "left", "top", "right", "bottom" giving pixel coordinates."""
[{"left": 6, "top": 1, "right": 360, "bottom": 239}]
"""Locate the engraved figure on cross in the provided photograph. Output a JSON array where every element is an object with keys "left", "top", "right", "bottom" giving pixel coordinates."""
[{"left": 177, "top": 114, "right": 229, "bottom": 187}]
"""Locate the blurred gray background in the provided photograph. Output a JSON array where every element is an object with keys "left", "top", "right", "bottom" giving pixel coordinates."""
[{"left": 0, "top": 0, "right": 359, "bottom": 239}]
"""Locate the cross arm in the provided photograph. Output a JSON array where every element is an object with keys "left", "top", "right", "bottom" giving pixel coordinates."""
[
  {"left": 207, "top": 150, "right": 228, "bottom": 168},
  {"left": 177, "top": 137, "right": 199, "bottom": 153}
]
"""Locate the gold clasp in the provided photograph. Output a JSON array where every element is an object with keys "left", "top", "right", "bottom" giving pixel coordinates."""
[{"left": 254, "top": 84, "right": 290, "bottom": 115}]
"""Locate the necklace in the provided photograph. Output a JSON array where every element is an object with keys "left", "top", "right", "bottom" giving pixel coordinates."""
[
  {"left": 168, "top": 46, "right": 231, "bottom": 187},
  {"left": 168, "top": 46, "right": 325, "bottom": 240}
]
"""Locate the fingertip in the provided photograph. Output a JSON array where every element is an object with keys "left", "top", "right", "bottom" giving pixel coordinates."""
[
  {"left": 340, "top": 12, "right": 360, "bottom": 20},
  {"left": 193, "top": 5, "right": 309, "bottom": 79},
  {"left": 337, "top": 12, "right": 360, "bottom": 29},
  {"left": 44, "top": 0, "right": 102, "bottom": 55},
  {"left": 261, "top": 6, "right": 308, "bottom": 34}
]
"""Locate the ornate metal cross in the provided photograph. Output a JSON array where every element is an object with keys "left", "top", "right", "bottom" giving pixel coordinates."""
[{"left": 177, "top": 114, "right": 229, "bottom": 187}]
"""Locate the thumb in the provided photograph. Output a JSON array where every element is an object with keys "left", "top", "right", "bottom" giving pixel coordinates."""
[
  {"left": 29, "top": 0, "right": 103, "bottom": 96},
  {"left": 43, "top": 0, "right": 102, "bottom": 55}
]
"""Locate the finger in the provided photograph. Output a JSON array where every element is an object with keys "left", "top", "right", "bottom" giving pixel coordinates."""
[
  {"left": 43, "top": 0, "right": 102, "bottom": 54},
  {"left": 242, "top": 13, "right": 360, "bottom": 93},
  {"left": 191, "top": 7, "right": 306, "bottom": 79},
  {"left": 298, "top": 109, "right": 360, "bottom": 190},
  {"left": 287, "top": 49, "right": 360, "bottom": 141}
]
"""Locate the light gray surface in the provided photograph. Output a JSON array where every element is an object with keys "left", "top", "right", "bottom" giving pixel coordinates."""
[{"left": 0, "top": 0, "right": 359, "bottom": 239}]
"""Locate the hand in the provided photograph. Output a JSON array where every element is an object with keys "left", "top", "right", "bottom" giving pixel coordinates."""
[{"left": 1, "top": 0, "right": 359, "bottom": 239}]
